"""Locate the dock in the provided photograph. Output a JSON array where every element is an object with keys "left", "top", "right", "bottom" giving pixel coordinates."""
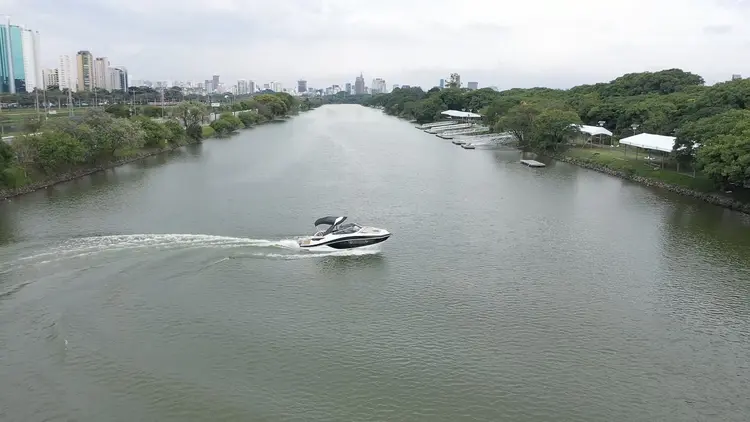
[{"left": 520, "top": 159, "right": 546, "bottom": 168}]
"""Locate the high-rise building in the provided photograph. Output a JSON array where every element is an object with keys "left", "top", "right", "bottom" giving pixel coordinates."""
[
  {"left": 0, "top": 18, "right": 27, "bottom": 93},
  {"left": 439, "top": 78, "right": 445, "bottom": 89},
  {"left": 371, "top": 78, "right": 386, "bottom": 94},
  {"left": 204, "top": 79, "right": 212, "bottom": 93},
  {"left": 354, "top": 73, "right": 365, "bottom": 95},
  {"left": 114, "top": 66, "right": 128, "bottom": 92},
  {"left": 212, "top": 75, "right": 220, "bottom": 92},
  {"left": 297, "top": 79, "right": 307, "bottom": 94},
  {"left": 58, "top": 55, "right": 74, "bottom": 91},
  {"left": 20, "top": 27, "right": 41, "bottom": 92},
  {"left": 93, "top": 57, "right": 109, "bottom": 90},
  {"left": 107, "top": 68, "right": 122, "bottom": 91},
  {"left": 467, "top": 81, "right": 478, "bottom": 90},
  {"left": 248, "top": 80, "right": 255, "bottom": 94},
  {"left": 732, "top": 74, "right": 742, "bottom": 81},
  {"left": 237, "top": 79, "right": 250, "bottom": 95},
  {"left": 42, "top": 68, "right": 58, "bottom": 89},
  {"left": 345, "top": 82, "right": 352, "bottom": 94},
  {"left": 76, "top": 50, "right": 94, "bottom": 91}
]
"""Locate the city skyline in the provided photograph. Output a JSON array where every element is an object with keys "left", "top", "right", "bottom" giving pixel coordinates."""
[{"left": 2, "top": 0, "right": 750, "bottom": 91}]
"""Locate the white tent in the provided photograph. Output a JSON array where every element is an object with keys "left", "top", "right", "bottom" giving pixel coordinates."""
[
  {"left": 440, "top": 110, "right": 481, "bottom": 119},
  {"left": 574, "top": 124, "right": 613, "bottom": 137},
  {"left": 618, "top": 133, "right": 676, "bottom": 153}
]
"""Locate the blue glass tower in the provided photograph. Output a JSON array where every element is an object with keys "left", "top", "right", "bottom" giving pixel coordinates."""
[{"left": 0, "top": 22, "right": 26, "bottom": 93}]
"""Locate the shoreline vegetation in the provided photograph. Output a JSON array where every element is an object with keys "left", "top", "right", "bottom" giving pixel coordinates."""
[
  {"left": 353, "top": 69, "right": 750, "bottom": 215},
  {"left": 0, "top": 92, "right": 323, "bottom": 201}
]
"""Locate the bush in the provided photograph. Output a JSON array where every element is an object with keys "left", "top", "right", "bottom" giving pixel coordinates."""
[
  {"left": 201, "top": 125, "right": 215, "bottom": 139},
  {"left": 237, "top": 111, "right": 262, "bottom": 127},
  {"left": 163, "top": 120, "right": 187, "bottom": 145},
  {"left": 187, "top": 123, "right": 204, "bottom": 142}
]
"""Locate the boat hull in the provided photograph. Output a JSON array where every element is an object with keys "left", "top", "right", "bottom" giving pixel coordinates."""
[{"left": 298, "top": 234, "right": 391, "bottom": 250}]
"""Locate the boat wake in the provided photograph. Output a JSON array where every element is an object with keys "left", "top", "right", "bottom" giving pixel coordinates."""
[{"left": 6, "top": 233, "right": 383, "bottom": 268}]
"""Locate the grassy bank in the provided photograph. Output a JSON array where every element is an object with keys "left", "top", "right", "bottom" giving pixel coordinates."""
[{"left": 561, "top": 146, "right": 717, "bottom": 192}]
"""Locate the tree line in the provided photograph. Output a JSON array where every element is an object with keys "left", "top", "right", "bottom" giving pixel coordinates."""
[
  {"left": 0, "top": 92, "right": 313, "bottom": 190},
  {"left": 0, "top": 85, "right": 290, "bottom": 108},
  {"left": 357, "top": 69, "right": 750, "bottom": 189}
]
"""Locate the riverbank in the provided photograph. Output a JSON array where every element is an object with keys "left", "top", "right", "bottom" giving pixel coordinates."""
[
  {"left": 547, "top": 148, "right": 750, "bottom": 215},
  {"left": 0, "top": 146, "right": 181, "bottom": 201},
  {"left": 0, "top": 112, "right": 304, "bottom": 202}
]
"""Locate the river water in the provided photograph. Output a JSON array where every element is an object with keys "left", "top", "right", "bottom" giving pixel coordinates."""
[{"left": 1, "top": 105, "right": 749, "bottom": 422}]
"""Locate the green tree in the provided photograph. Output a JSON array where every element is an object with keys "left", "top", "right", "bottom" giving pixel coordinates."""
[
  {"left": 133, "top": 116, "right": 170, "bottom": 148},
  {"left": 163, "top": 120, "right": 186, "bottom": 145},
  {"left": 447, "top": 73, "right": 461, "bottom": 89},
  {"left": 173, "top": 101, "right": 208, "bottom": 128},
  {"left": 254, "top": 94, "right": 288, "bottom": 117},
  {"left": 494, "top": 102, "right": 542, "bottom": 145},
  {"left": 531, "top": 108, "right": 582, "bottom": 150},
  {"left": 237, "top": 111, "right": 262, "bottom": 127},
  {"left": 33, "top": 132, "right": 88, "bottom": 174},
  {"left": 696, "top": 134, "right": 750, "bottom": 188}
]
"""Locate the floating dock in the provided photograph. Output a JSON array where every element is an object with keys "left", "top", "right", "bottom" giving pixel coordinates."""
[{"left": 520, "top": 159, "right": 546, "bottom": 167}]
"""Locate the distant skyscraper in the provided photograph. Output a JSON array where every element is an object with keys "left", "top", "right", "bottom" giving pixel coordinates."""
[
  {"left": 0, "top": 18, "right": 27, "bottom": 93},
  {"left": 204, "top": 79, "right": 212, "bottom": 93},
  {"left": 297, "top": 79, "right": 307, "bottom": 93},
  {"left": 20, "top": 27, "right": 41, "bottom": 92},
  {"left": 76, "top": 50, "right": 94, "bottom": 91},
  {"left": 732, "top": 74, "right": 742, "bottom": 81},
  {"left": 439, "top": 78, "right": 445, "bottom": 89},
  {"left": 94, "top": 57, "right": 109, "bottom": 90},
  {"left": 371, "top": 78, "right": 386, "bottom": 94},
  {"left": 248, "top": 80, "right": 255, "bottom": 94},
  {"left": 345, "top": 82, "right": 352, "bottom": 94},
  {"left": 58, "top": 55, "right": 74, "bottom": 91},
  {"left": 108, "top": 67, "right": 121, "bottom": 91},
  {"left": 114, "top": 66, "right": 128, "bottom": 92},
  {"left": 237, "top": 79, "right": 249, "bottom": 95},
  {"left": 467, "top": 81, "right": 478, "bottom": 90},
  {"left": 354, "top": 73, "right": 365, "bottom": 95},
  {"left": 212, "top": 75, "right": 220, "bottom": 92}
]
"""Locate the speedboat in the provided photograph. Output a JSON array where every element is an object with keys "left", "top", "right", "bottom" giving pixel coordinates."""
[{"left": 297, "top": 216, "right": 392, "bottom": 249}]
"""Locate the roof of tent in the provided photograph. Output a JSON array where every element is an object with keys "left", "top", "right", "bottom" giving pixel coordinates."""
[
  {"left": 573, "top": 124, "right": 613, "bottom": 137},
  {"left": 618, "top": 133, "right": 676, "bottom": 153},
  {"left": 440, "top": 110, "right": 481, "bottom": 118}
]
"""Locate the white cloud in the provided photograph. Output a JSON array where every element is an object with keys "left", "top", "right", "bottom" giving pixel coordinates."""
[{"left": 5, "top": 0, "right": 750, "bottom": 89}]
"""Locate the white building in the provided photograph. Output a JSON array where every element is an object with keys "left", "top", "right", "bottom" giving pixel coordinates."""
[
  {"left": 58, "top": 55, "right": 75, "bottom": 91},
  {"left": 371, "top": 78, "right": 387, "bottom": 94},
  {"left": 42, "top": 68, "right": 58, "bottom": 89},
  {"left": 237, "top": 79, "right": 250, "bottom": 95},
  {"left": 94, "top": 57, "right": 109, "bottom": 90},
  {"left": 20, "top": 27, "right": 42, "bottom": 92},
  {"left": 108, "top": 68, "right": 122, "bottom": 91}
]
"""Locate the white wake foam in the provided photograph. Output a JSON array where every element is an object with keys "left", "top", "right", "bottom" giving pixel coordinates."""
[{"left": 7, "top": 233, "right": 382, "bottom": 267}]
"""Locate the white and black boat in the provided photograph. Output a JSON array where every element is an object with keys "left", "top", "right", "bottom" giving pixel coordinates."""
[{"left": 297, "top": 216, "right": 391, "bottom": 249}]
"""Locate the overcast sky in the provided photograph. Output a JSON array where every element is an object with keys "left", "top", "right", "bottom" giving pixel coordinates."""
[{"left": 4, "top": 0, "right": 750, "bottom": 90}]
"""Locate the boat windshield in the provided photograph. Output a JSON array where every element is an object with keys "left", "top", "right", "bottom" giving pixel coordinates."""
[{"left": 331, "top": 223, "right": 361, "bottom": 235}]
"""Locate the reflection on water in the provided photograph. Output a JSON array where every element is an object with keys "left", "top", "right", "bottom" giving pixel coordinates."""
[
  {"left": 0, "top": 209, "right": 15, "bottom": 244},
  {"left": 315, "top": 252, "right": 387, "bottom": 273}
]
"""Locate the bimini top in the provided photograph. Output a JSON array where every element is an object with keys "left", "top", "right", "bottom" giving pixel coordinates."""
[{"left": 314, "top": 216, "right": 347, "bottom": 226}]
